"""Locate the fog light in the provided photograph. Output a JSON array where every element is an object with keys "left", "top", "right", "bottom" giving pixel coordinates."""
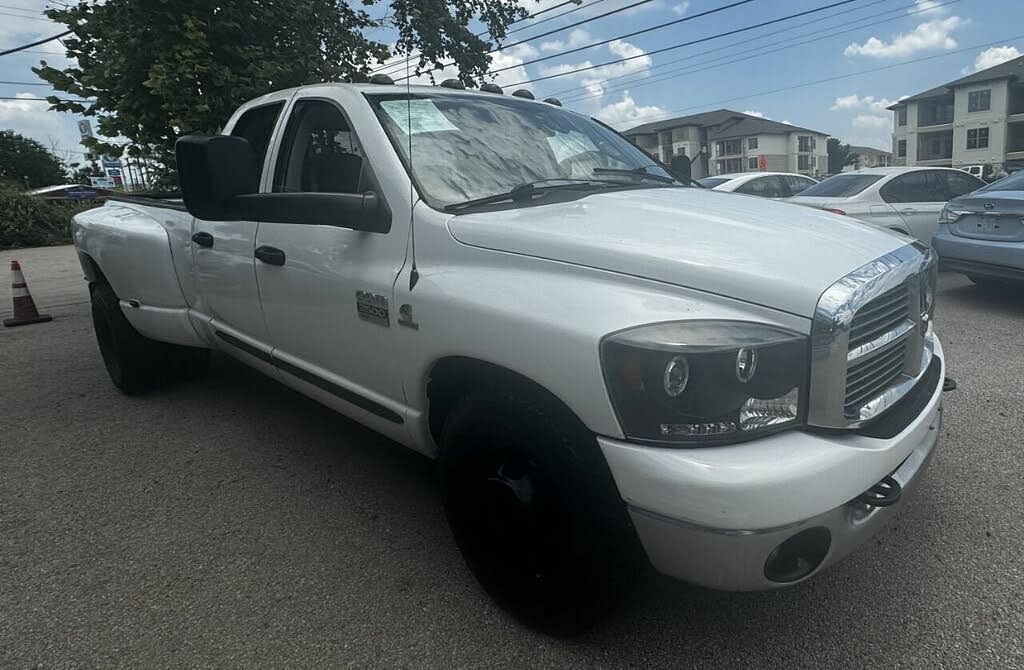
[{"left": 764, "top": 527, "right": 831, "bottom": 583}]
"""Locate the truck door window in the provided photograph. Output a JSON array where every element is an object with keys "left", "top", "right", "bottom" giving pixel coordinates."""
[
  {"left": 273, "top": 100, "right": 366, "bottom": 194},
  {"left": 229, "top": 102, "right": 285, "bottom": 178}
]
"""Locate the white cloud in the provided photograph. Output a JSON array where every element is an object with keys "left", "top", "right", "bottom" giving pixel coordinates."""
[
  {"left": 539, "top": 40, "right": 564, "bottom": 52},
  {"left": 566, "top": 28, "right": 592, "bottom": 49},
  {"left": 970, "top": 46, "right": 1021, "bottom": 72},
  {"left": 844, "top": 16, "right": 964, "bottom": 58},
  {"left": 742, "top": 110, "right": 767, "bottom": 118},
  {"left": 0, "top": 93, "right": 87, "bottom": 165},
  {"left": 852, "top": 114, "right": 891, "bottom": 129},
  {"left": 377, "top": 42, "right": 537, "bottom": 90},
  {"left": 672, "top": 1, "right": 690, "bottom": 15},
  {"left": 830, "top": 94, "right": 896, "bottom": 112},
  {"left": 538, "top": 38, "right": 653, "bottom": 101},
  {"left": 911, "top": 0, "right": 947, "bottom": 15},
  {"left": 595, "top": 92, "right": 666, "bottom": 130}
]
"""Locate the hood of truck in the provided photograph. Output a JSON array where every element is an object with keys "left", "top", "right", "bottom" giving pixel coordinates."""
[{"left": 446, "top": 187, "right": 907, "bottom": 318}]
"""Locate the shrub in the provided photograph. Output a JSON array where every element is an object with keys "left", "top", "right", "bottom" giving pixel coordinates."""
[{"left": 0, "top": 191, "right": 98, "bottom": 250}]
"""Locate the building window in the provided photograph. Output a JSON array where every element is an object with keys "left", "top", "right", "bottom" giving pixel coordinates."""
[
  {"left": 717, "top": 158, "right": 743, "bottom": 173},
  {"left": 896, "top": 107, "right": 907, "bottom": 126},
  {"left": 798, "top": 135, "right": 815, "bottom": 152},
  {"left": 798, "top": 155, "right": 811, "bottom": 170},
  {"left": 966, "top": 127, "right": 989, "bottom": 150},
  {"left": 968, "top": 89, "right": 991, "bottom": 113},
  {"left": 747, "top": 137, "right": 758, "bottom": 150},
  {"left": 716, "top": 139, "right": 742, "bottom": 156},
  {"left": 748, "top": 157, "right": 758, "bottom": 170},
  {"left": 897, "top": 139, "right": 907, "bottom": 157}
]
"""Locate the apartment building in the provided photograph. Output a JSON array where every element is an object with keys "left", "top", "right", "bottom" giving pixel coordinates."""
[
  {"left": 848, "top": 145, "right": 892, "bottom": 169},
  {"left": 889, "top": 54, "right": 1024, "bottom": 171},
  {"left": 623, "top": 110, "right": 829, "bottom": 179}
]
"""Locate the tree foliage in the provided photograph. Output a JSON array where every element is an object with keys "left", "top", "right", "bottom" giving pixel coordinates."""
[
  {"left": 0, "top": 130, "right": 68, "bottom": 189},
  {"left": 33, "top": 0, "right": 528, "bottom": 186},
  {"left": 826, "top": 138, "right": 859, "bottom": 175}
]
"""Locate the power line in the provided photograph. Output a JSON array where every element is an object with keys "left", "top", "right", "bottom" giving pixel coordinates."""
[
  {"left": 0, "top": 30, "right": 72, "bottom": 56},
  {"left": 0, "top": 9, "right": 51, "bottom": 21},
  {"left": 504, "top": 0, "right": 608, "bottom": 37},
  {"left": 503, "top": 0, "right": 860, "bottom": 86},
  {"left": 0, "top": 95, "right": 89, "bottom": 102},
  {"left": 608, "top": 34, "right": 1024, "bottom": 129},
  {"left": 0, "top": 79, "right": 50, "bottom": 86},
  {"left": 372, "top": 0, "right": 583, "bottom": 75},
  {"left": 398, "top": 0, "right": 760, "bottom": 81},
  {"left": 544, "top": 0, "right": 893, "bottom": 99},
  {"left": 556, "top": 0, "right": 958, "bottom": 104}
]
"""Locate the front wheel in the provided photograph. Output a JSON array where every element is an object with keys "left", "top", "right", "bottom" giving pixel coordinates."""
[{"left": 439, "top": 388, "right": 639, "bottom": 636}]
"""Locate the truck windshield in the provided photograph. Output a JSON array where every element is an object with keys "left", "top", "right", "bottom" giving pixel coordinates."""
[
  {"left": 367, "top": 92, "right": 680, "bottom": 210},
  {"left": 797, "top": 174, "right": 883, "bottom": 198}
]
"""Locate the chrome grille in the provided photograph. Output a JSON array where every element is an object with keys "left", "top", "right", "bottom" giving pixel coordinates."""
[
  {"left": 847, "top": 285, "right": 909, "bottom": 349},
  {"left": 844, "top": 339, "right": 907, "bottom": 416},
  {"left": 808, "top": 244, "right": 936, "bottom": 429}
]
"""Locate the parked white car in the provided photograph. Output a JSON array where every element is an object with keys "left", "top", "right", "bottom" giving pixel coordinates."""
[
  {"left": 787, "top": 166, "right": 985, "bottom": 243},
  {"left": 698, "top": 171, "right": 817, "bottom": 198},
  {"left": 71, "top": 83, "right": 947, "bottom": 634}
]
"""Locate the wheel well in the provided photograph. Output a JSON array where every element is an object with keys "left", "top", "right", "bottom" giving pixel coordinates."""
[
  {"left": 426, "top": 357, "right": 584, "bottom": 447},
  {"left": 78, "top": 251, "right": 108, "bottom": 287}
]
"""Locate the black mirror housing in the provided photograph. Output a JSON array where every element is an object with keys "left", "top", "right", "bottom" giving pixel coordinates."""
[{"left": 176, "top": 134, "right": 259, "bottom": 220}]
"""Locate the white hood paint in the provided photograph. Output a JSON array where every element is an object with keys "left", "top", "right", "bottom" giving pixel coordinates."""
[{"left": 446, "top": 188, "right": 907, "bottom": 317}]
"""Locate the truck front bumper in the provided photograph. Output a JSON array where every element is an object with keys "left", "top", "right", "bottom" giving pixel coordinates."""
[{"left": 598, "top": 338, "right": 944, "bottom": 591}]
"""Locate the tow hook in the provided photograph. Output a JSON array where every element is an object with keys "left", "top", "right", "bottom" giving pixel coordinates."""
[
  {"left": 856, "top": 475, "right": 902, "bottom": 508},
  {"left": 943, "top": 377, "right": 957, "bottom": 392}
]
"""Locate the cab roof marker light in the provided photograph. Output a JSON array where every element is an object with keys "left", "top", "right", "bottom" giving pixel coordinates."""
[
  {"left": 369, "top": 74, "right": 394, "bottom": 85},
  {"left": 440, "top": 79, "right": 465, "bottom": 90},
  {"left": 512, "top": 89, "right": 535, "bottom": 99}
]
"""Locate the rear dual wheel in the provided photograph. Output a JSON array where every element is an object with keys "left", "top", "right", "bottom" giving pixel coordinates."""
[
  {"left": 90, "top": 282, "right": 210, "bottom": 394},
  {"left": 439, "top": 388, "right": 640, "bottom": 636}
]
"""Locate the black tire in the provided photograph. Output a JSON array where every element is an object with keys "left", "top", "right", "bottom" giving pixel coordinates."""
[
  {"left": 439, "top": 387, "right": 639, "bottom": 636},
  {"left": 90, "top": 282, "right": 210, "bottom": 393}
]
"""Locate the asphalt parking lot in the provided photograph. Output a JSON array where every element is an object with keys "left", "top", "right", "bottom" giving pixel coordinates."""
[{"left": 2, "top": 244, "right": 1023, "bottom": 668}]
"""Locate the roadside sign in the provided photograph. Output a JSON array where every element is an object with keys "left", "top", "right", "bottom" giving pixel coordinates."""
[
  {"left": 758, "top": 154, "right": 767, "bottom": 171},
  {"left": 77, "top": 120, "right": 93, "bottom": 139},
  {"left": 101, "top": 155, "right": 123, "bottom": 169},
  {"left": 66, "top": 186, "right": 100, "bottom": 199},
  {"left": 89, "top": 176, "right": 114, "bottom": 188}
]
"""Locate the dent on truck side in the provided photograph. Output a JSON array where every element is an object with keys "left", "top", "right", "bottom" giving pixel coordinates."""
[{"left": 73, "top": 203, "right": 206, "bottom": 348}]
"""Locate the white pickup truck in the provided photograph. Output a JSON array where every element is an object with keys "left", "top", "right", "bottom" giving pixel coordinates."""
[{"left": 73, "top": 81, "right": 947, "bottom": 634}]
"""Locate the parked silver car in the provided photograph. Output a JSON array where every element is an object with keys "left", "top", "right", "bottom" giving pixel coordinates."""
[
  {"left": 787, "top": 167, "right": 985, "bottom": 243},
  {"left": 697, "top": 171, "right": 817, "bottom": 198},
  {"left": 932, "top": 170, "right": 1024, "bottom": 286}
]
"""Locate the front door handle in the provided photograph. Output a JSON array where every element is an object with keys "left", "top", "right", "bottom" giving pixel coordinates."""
[
  {"left": 898, "top": 207, "right": 917, "bottom": 215},
  {"left": 255, "top": 245, "right": 286, "bottom": 266},
  {"left": 191, "top": 231, "right": 214, "bottom": 248}
]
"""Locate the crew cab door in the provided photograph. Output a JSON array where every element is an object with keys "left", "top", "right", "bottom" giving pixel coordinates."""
[
  {"left": 190, "top": 99, "right": 286, "bottom": 354},
  {"left": 253, "top": 94, "right": 410, "bottom": 435}
]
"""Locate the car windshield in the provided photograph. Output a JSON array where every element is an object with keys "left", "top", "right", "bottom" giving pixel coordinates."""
[
  {"left": 367, "top": 92, "right": 680, "bottom": 209},
  {"left": 698, "top": 177, "right": 730, "bottom": 188},
  {"left": 796, "top": 174, "right": 884, "bottom": 198},
  {"left": 978, "top": 170, "right": 1024, "bottom": 193}
]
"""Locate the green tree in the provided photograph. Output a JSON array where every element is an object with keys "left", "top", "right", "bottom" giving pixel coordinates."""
[
  {"left": 34, "top": 0, "right": 528, "bottom": 187},
  {"left": 826, "top": 138, "right": 859, "bottom": 174},
  {"left": 68, "top": 160, "right": 104, "bottom": 186},
  {"left": 0, "top": 130, "right": 68, "bottom": 190}
]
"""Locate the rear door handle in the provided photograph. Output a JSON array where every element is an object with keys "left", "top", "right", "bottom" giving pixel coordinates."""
[
  {"left": 898, "top": 208, "right": 917, "bottom": 215},
  {"left": 255, "top": 245, "right": 286, "bottom": 266},
  {"left": 191, "top": 231, "right": 214, "bottom": 248}
]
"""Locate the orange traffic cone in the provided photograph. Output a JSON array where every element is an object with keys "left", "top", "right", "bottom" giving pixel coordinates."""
[{"left": 3, "top": 259, "right": 52, "bottom": 327}]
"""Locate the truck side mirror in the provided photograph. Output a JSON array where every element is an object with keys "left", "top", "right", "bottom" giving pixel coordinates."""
[{"left": 176, "top": 134, "right": 259, "bottom": 220}]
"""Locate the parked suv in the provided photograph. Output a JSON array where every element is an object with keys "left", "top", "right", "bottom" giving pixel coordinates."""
[{"left": 788, "top": 167, "right": 984, "bottom": 243}]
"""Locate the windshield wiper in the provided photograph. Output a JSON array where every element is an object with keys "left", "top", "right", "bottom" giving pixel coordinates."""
[
  {"left": 592, "top": 165, "right": 678, "bottom": 184},
  {"left": 444, "top": 179, "right": 614, "bottom": 212}
]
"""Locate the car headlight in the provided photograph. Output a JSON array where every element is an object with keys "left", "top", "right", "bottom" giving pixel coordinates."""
[
  {"left": 601, "top": 321, "right": 808, "bottom": 446},
  {"left": 938, "top": 204, "right": 968, "bottom": 224}
]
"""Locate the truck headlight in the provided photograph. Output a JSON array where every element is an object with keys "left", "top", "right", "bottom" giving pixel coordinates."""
[{"left": 600, "top": 321, "right": 808, "bottom": 446}]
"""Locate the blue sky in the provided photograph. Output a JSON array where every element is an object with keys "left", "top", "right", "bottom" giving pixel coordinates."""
[{"left": 1, "top": 0, "right": 1022, "bottom": 160}]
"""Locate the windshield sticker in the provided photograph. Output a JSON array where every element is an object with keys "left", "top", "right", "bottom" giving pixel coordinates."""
[
  {"left": 380, "top": 100, "right": 459, "bottom": 135},
  {"left": 546, "top": 131, "right": 598, "bottom": 163}
]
